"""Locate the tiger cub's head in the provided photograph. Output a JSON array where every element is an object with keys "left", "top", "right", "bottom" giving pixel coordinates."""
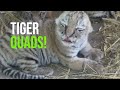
[{"left": 55, "top": 11, "right": 93, "bottom": 57}]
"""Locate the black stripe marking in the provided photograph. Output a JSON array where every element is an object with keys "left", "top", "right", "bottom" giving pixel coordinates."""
[{"left": 2, "top": 67, "right": 47, "bottom": 79}]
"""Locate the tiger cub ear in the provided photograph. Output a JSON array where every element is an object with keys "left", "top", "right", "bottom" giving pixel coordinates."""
[
  {"left": 87, "top": 21, "right": 93, "bottom": 33},
  {"left": 55, "top": 18, "right": 59, "bottom": 25}
]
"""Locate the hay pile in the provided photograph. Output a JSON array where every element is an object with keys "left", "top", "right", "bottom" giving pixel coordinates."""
[{"left": 100, "top": 12, "right": 120, "bottom": 79}]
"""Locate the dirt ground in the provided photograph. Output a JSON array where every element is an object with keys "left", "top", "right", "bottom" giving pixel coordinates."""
[{"left": 0, "top": 18, "right": 105, "bottom": 79}]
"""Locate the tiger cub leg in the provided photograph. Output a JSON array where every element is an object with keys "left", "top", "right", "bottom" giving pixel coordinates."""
[
  {"left": 59, "top": 57, "right": 104, "bottom": 74},
  {"left": 80, "top": 42, "right": 104, "bottom": 62},
  {"left": 14, "top": 59, "right": 39, "bottom": 73}
]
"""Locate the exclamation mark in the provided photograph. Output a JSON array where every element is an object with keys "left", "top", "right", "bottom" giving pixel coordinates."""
[{"left": 44, "top": 36, "right": 47, "bottom": 48}]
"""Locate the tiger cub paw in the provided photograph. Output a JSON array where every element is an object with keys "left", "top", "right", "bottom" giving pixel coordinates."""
[
  {"left": 65, "top": 58, "right": 104, "bottom": 74},
  {"left": 85, "top": 48, "right": 104, "bottom": 62},
  {"left": 84, "top": 60, "right": 104, "bottom": 74}
]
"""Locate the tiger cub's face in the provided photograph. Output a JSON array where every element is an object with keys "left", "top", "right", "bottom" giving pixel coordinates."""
[{"left": 55, "top": 11, "right": 93, "bottom": 57}]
